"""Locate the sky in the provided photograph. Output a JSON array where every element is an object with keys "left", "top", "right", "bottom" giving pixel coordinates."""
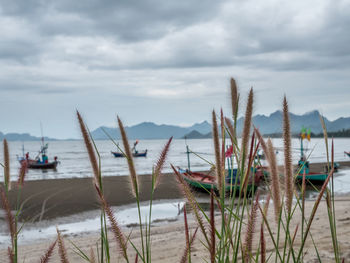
[{"left": 0, "top": 0, "right": 349, "bottom": 139}]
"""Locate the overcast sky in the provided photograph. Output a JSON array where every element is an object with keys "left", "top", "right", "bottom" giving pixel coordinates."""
[{"left": 0, "top": 0, "right": 349, "bottom": 139}]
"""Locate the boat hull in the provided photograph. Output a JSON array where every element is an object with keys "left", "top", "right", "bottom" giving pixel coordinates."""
[
  {"left": 296, "top": 173, "right": 328, "bottom": 183},
  {"left": 179, "top": 169, "right": 260, "bottom": 195},
  {"left": 19, "top": 159, "right": 58, "bottom": 169},
  {"left": 111, "top": 150, "right": 147, "bottom": 158}
]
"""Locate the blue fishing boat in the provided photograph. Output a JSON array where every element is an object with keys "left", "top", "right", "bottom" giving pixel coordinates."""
[{"left": 111, "top": 140, "right": 147, "bottom": 158}]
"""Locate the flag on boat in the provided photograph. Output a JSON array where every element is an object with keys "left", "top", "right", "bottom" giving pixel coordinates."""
[
  {"left": 225, "top": 145, "right": 233, "bottom": 157},
  {"left": 307, "top": 128, "right": 311, "bottom": 141},
  {"left": 300, "top": 127, "right": 306, "bottom": 140}
]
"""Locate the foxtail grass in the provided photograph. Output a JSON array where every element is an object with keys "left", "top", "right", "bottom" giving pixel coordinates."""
[
  {"left": 118, "top": 116, "right": 139, "bottom": 198},
  {"left": 40, "top": 239, "right": 57, "bottom": 263},
  {"left": 267, "top": 138, "right": 281, "bottom": 221},
  {"left": 230, "top": 77, "right": 238, "bottom": 120},
  {"left": 282, "top": 96, "right": 293, "bottom": 215},
  {"left": 95, "top": 185, "right": 129, "bottom": 261},
  {"left": 77, "top": 111, "right": 101, "bottom": 189},
  {"left": 57, "top": 227, "right": 70, "bottom": 263},
  {"left": 240, "top": 88, "right": 253, "bottom": 169},
  {"left": 3, "top": 139, "right": 10, "bottom": 191},
  {"left": 212, "top": 110, "right": 223, "bottom": 195},
  {"left": 153, "top": 136, "right": 173, "bottom": 189}
]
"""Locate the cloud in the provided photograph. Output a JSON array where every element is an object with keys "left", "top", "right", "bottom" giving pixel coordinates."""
[{"left": 0, "top": 0, "right": 349, "bottom": 138}]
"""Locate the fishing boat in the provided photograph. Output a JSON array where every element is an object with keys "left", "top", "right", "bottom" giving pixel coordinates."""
[
  {"left": 178, "top": 167, "right": 262, "bottom": 194},
  {"left": 111, "top": 150, "right": 148, "bottom": 158},
  {"left": 18, "top": 143, "right": 59, "bottom": 169},
  {"left": 345, "top": 151, "right": 350, "bottom": 158},
  {"left": 178, "top": 144, "right": 262, "bottom": 194},
  {"left": 111, "top": 140, "right": 148, "bottom": 158},
  {"left": 296, "top": 128, "right": 327, "bottom": 183}
]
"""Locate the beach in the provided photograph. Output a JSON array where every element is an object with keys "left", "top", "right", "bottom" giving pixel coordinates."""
[{"left": 1, "top": 161, "right": 350, "bottom": 262}]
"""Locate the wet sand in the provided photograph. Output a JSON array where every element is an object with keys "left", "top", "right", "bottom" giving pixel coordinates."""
[{"left": 3, "top": 161, "right": 350, "bottom": 221}]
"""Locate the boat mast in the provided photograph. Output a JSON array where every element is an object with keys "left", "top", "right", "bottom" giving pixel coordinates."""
[{"left": 186, "top": 145, "right": 191, "bottom": 171}]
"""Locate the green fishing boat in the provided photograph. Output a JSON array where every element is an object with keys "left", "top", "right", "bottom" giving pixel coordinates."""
[
  {"left": 296, "top": 127, "right": 328, "bottom": 183},
  {"left": 178, "top": 168, "right": 261, "bottom": 195}
]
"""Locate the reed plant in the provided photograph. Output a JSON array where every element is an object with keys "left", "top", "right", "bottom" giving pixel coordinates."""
[
  {"left": 0, "top": 139, "right": 57, "bottom": 263},
  {"left": 0, "top": 77, "right": 345, "bottom": 262}
]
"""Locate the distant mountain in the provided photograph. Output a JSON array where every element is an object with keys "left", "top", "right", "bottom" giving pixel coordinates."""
[
  {"left": 182, "top": 130, "right": 212, "bottom": 139},
  {"left": 236, "top": 110, "right": 350, "bottom": 135},
  {"left": 0, "top": 132, "right": 57, "bottom": 141},
  {"left": 91, "top": 121, "right": 212, "bottom": 140},
  {"left": 2, "top": 110, "right": 349, "bottom": 141}
]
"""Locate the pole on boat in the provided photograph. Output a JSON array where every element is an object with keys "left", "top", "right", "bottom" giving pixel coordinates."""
[
  {"left": 186, "top": 145, "right": 191, "bottom": 171},
  {"left": 300, "top": 137, "right": 303, "bottom": 158},
  {"left": 184, "top": 136, "right": 191, "bottom": 171}
]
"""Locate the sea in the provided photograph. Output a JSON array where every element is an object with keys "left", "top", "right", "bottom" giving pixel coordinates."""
[{"left": 1, "top": 138, "right": 350, "bottom": 182}]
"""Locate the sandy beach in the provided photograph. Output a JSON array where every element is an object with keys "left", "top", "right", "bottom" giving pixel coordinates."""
[{"left": 1, "top": 161, "right": 350, "bottom": 262}]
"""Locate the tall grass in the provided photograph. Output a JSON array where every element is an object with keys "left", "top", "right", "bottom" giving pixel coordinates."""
[{"left": 0, "top": 77, "right": 344, "bottom": 262}]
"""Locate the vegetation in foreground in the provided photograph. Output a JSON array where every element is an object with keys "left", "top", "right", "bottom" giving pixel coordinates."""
[{"left": 0, "top": 77, "right": 344, "bottom": 262}]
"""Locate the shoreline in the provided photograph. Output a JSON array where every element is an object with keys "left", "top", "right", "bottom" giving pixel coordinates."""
[{"left": 1, "top": 161, "right": 350, "bottom": 221}]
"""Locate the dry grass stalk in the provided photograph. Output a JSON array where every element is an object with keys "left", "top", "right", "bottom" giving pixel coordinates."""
[
  {"left": 40, "top": 239, "right": 57, "bottom": 263},
  {"left": 180, "top": 228, "right": 198, "bottom": 263},
  {"left": 319, "top": 114, "right": 329, "bottom": 164},
  {"left": 220, "top": 109, "right": 226, "bottom": 187},
  {"left": 56, "top": 227, "right": 69, "bottom": 263},
  {"left": 291, "top": 224, "right": 299, "bottom": 247},
  {"left": 263, "top": 194, "right": 271, "bottom": 217},
  {"left": 225, "top": 117, "right": 236, "bottom": 141},
  {"left": 77, "top": 111, "right": 100, "bottom": 189},
  {"left": 95, "top": 185, "right": 128, "bottom": 260},
  {"left": 0, "top": 187, "right": 16, "bottom": 244},
  {"left": 254, "top": 128, "right": 270, "bottom": 163},
  {"left": 3, "top": 139, "right": 10, "bottom": 190},
  {"left": 241, "top": 88, "right": 254, "bottom": 166},
  {"left": 154, "top": 136, "right": 173, "bottom": 189},
  {"left": 89, "top": 247, "right": 96, "bottom": 263},
  {"left": 118, "top": 116, "right": 138, "bottom": 197},
  {"left": 210, "top": 189, "right": 216, "bottom": 263},
  {"left": 8, "top": 247, "right": 14, "bottom": 263},
  {"left": 212, "top": 110, "right": 222, "bottom": 194},
  {"left": 298, "top": 167, "right": 334, "bottom": 259},
  {"left": 260, "top": 225, "right": 266, "bottom": 263},
  {"left": 267, "top": 139, "right": 281, "bottom": 221},
  {"left": 241, "top": 132, "right": 259, "bottom": 191},
  {"left": 172, "top": 165, "right": 209, "bottom": 245},
  {"left": 183, "top": 205, "right": 190, "bottom": 261},
  {"left": 282, "top": 96, "right": 293, "bottom": 214},
  {"left": 17, "top": 161, "right": 27, "bottom": 187},
  {"left": 243, "top": 191, "right": 260, "bottom": 262},
  {"left": 230, "top": 77, "right": 238, "bottom": 119}
]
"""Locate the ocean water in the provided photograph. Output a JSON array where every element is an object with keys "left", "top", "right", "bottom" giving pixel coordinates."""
[{"left": 1, "top": 138, "right": 350, "bottom": 181}]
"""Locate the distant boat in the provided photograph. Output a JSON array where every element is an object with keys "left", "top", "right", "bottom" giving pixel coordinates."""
[
  {"left": 111, "top": 150, "right": 148, "bottom": 158},
  {"left": 345, "top": 151, "right": 350, "bottom": 158},
  {"left": 18, "top": 143, "right": 59, "bottom": 169},
  {"left": 111, "top": 140, "right": 148, "bottom": 158}
]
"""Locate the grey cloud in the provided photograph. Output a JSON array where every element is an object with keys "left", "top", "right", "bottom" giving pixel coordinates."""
[{"left": 0, "top": 0, "right": 349, "bottom": 71}]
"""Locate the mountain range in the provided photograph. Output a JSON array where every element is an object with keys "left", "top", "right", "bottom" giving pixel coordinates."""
[
  {"left": 0, "top": 132, "right": 56, "bottom": 141},
  {"left": 90, "top": 110, "right": 350, "bottom": 140},
  {"left": 1, "top": 110, "right": 349, "bottom": 141}
]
